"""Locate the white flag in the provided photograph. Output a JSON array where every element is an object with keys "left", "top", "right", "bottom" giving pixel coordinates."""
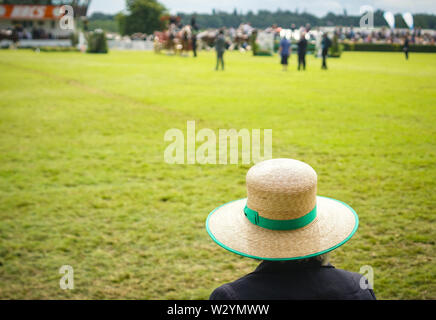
[
  {"left": 402, "top": 12, "right": 414, "bottom": 30},
  {"left": 383, "top": 11, "right": 395, "bottom": 29}
]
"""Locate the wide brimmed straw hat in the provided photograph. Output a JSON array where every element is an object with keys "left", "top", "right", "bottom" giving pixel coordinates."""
[{"left": 206, "top": 159, "right": 359, "bottom": 260}]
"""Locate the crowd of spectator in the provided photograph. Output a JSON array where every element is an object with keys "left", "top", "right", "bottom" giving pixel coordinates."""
[
  {"left": 337, "top": 26, "right": 436, "bottom": 45},
  {"left": 0, "top": 24, "right": 71, "bottom": 42},
  {"left": 2, "top": 20, "right": 436, "bottom": 47}
]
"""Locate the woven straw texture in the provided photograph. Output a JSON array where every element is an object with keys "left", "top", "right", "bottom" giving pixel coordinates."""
[
  {"left": 206, "top": 159, "right": 358, "bottom": 259},
  {"left": 246, "top": 159, "right": 317, "bottom": 220}
]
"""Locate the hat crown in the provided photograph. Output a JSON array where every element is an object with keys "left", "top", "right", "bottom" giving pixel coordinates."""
[{"left": 246, "top": 159, "right": 317, "bottom": 220}]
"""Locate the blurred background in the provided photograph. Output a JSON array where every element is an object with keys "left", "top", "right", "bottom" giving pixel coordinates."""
[{"left": 0, "top": 0, "right": 434, "bottom": 300}]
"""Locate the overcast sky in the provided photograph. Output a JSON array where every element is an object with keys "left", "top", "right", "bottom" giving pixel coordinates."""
[{"left": 88, "top": 0, "right": 436, "bottom": 16}]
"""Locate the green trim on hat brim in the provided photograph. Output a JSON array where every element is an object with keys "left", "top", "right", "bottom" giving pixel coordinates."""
[{"left": 205, "top": 196, "right": 359, "bottom": 261}]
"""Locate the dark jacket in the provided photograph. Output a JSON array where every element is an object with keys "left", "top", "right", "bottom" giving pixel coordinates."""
[
  {"left": 215, "top": 34, "right": 226, "bottom": 54},
  {"left": 210, "top": 260, "right": 376, "bottom": 300},
  {"left": 403, "top": 38, "right": 409, "bottom": 50},
  {"left": 298, "top": 38, "right": 308, "bottom": 55},
  {"left": 321, "top": 36, "right": 331, "bottom": 51}
]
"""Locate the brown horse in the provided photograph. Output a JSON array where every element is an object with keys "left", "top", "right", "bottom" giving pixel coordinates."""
[{"left": 154, "top": 28, "right": 192, "bottom": 55}]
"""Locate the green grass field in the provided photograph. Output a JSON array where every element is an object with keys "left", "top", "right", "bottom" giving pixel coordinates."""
[{"left": 0, "top": 49, "right": 435, "bottom": 299}]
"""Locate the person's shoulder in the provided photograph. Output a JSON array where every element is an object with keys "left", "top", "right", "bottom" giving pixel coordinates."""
[
  {"left": 209, "top": 271, "right": 259, "bottom": 300},
  {"left": 331, "top": 267, "right": 364, "bottom": 282},
  {"left": 209, "top": 283, "right": 238, "bottom": 300},
  {"left": 326, "top": 267, "right": 376, "bottom": 300}
]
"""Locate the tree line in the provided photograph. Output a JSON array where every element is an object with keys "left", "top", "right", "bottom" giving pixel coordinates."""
[
  {"left": 86, "top": 3, "right": 436, "bottom": 35},
  {"left": 177, "top": 9, "right": 436, "bottom": 29}
]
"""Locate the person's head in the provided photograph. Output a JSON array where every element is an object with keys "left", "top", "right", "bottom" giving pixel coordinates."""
[{"left": 219, "top": 29, "right": 224, "bottom": 35}]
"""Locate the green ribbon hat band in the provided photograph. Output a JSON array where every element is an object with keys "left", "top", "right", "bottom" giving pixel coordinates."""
[{"left": 244, "top": 205, "right": 317, "bottom": 231}]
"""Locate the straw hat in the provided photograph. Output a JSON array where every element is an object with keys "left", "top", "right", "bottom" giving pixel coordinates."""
[{"left": 206, "top": 158, "right": 359, "bottom": 260}]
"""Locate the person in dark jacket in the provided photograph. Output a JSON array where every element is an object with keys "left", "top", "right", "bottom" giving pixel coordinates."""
[
  {"left": 206, "top": 158, "right": 376, "bottom": 300},
  {"left": 192, "top": 31, "right": 197, "bottom": 57},
  {"left": 297, "top": 33, "right": 308, "bottom": 71},
  {"left": 191, "top": 22, "right": 198, "bottom": 58},
  {"left": 279, "top": 36, "right": 291, "bottom": 71},
  {"left": 215, "top": 29, "right": 226, "bottom": 71},
  {"left": 321, "top": 33, "right": 331, "bottom": 69},
  {"left": 403, "top": 34, "right": 410, "bottom": 60},
  {"left": 210, "top": 254, "right": 375, "bottom": 300}
]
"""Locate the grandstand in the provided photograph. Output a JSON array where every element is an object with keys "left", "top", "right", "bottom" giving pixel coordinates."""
[{"left": 0, "top": 0, "right": 90, "bottom": 41}]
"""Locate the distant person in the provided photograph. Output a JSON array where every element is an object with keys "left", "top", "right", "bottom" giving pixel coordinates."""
[
  {"left": 182, "top": 27, "right": 190, "bottom": 55},
  {"left": 191, "top": 15, "right": 199, "bottom": 58},
  {"left": 169, "top": 23, "right": 177, "bottom": 53},
  {"left": 11, "top": 25, "right": 19, "bottom": 48},
  {"left": 305, "top": 23, "right": 311, "bottom": 32},
  {"left": 297, "top": 33, "right": 308, "bottom": 71},
  {"left": 192, "top": 30, "right": 197, "bottom": 57},
  {"left": 279, "top": 36, "right": 291, "bottom": 71},
  {"left": 321, "top": 33, "right": 331, "bottom": 70},
  {"left": 207, "top": 158, "right": 376, "bottom": 300},
  {"left": 403, "top": 35, "right": 409, "bottom": 60},
  {"left": 215, "top": 29, "right": 226, "bottom": 71}
]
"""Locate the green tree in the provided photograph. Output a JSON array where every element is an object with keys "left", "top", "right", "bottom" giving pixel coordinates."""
[
  {"left": 118, "top": 0, "right": 167, "bottom": 35},
  {"left": 116, "top": 12, "right": 127, "bottom": 34}
]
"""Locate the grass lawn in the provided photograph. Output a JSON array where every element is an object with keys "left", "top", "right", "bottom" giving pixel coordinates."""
[{"left": 0, "top": 49, "right": 435, "bottom": 299}]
